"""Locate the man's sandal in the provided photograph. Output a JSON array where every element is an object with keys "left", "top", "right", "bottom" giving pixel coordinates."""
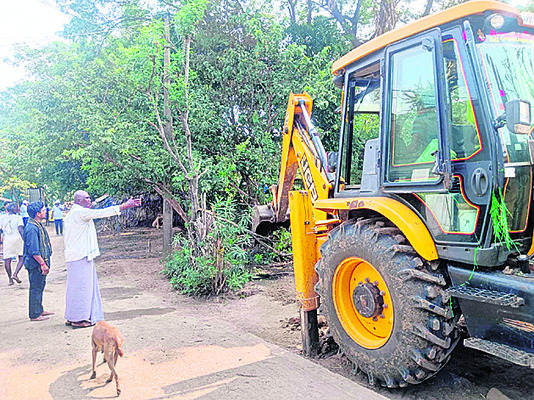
[
  {"left": 30, "top": 316, "right": 50, "bottom": 321},
  {"left": 71, "top": 321, "right": 92, "bottom": 329}
]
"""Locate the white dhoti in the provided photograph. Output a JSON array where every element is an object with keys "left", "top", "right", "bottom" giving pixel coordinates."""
[
  {"left": 3, "top": 235, "right": 23, "bottom": 259},
  {"left": 65, "top": 257, "right": 103, "bottom": 324}
]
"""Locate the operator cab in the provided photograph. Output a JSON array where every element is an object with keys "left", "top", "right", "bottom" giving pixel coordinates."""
[{"left": 333, "top": 2, "right": 534, "bottom": 266}]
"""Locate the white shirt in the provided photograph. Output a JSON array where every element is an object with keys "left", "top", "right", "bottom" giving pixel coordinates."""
[
  {"left": 0, "top": 214, "right": 23, "bottom": 237},
  {"left": 64, "top": 203, "right": 121, "bottom": 262},
  {"left": 20, "top": 204, "right": 29, "bottom": 218},
  {"left": 53, "top": 205, "right": 64, "bottom": 219}
]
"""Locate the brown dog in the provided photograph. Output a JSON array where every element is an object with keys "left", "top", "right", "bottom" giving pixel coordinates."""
[{"left": 90, "top": 321, "right": 124, "bottom": 396}]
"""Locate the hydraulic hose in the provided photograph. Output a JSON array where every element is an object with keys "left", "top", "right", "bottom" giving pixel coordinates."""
[{"left": 298, "top": 100, "right": 329, "bottom": 174}]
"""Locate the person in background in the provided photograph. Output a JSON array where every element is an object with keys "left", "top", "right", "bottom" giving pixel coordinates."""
[
  {"left": 0, "top": 203, "right": 24, "bottom": 285},
  {"left": 45, "top": 204, "right": 50, "bottom": 226},
  {"left": 20, "top": 200, "right": 29, "bottom": 226},
  {"left": 1, "top": 201, "right": 10, "bottom": 215},
  {"left": 23, "top": 201, "right": 53, "bottom": 321},
  {"left": 0, "top": 201, "right": 10, "bottom": 246},
  {"left": 64, "top": 190, "right": 140, "bottom": 328},
  {"left": 53, "top": 200, "right": 64, "bottom": 235}
]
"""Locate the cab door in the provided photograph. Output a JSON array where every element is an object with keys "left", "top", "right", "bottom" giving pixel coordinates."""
[{"left": 381, "top": 29, "right": 451, "bottom": 192}]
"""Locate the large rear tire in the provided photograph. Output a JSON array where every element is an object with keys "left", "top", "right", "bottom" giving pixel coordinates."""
[{"left": 316, "top": 217, "right": 460, "bottom": 387}]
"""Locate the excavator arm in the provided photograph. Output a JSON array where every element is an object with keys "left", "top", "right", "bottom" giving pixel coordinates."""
[
  {"left": 251, "top": 93, "right": 338, "bottom": 356},
  {"left": 252, "top": 93, "right": 333, "bottom": 233}
]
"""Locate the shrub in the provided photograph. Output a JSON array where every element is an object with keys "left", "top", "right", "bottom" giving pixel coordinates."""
[{"left": 163, "top": 198, "right": 252, "bottom": 296}]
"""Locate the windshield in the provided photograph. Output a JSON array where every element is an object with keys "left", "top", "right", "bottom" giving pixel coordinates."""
[{"left": 477, "top": 32, "right": 534, "bottom": 163}]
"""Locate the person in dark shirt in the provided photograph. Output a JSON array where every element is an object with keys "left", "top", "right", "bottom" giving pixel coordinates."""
[{"left": 23, "top": 201, "right": 53, "bottom": 321}]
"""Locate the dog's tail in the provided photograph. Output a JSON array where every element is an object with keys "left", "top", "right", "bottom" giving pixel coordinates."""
[{"left": 115, "top": 337, "right": 124, "bottom": 357}]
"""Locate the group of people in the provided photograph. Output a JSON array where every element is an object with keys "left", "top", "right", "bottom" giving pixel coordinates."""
[{"left": 2, "top": 191, "right": 140, "bottom": 328}]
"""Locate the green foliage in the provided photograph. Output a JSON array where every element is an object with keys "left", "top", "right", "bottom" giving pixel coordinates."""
[
  {"left": 285, "top": 16, "right": 350, "bottom": 57},
  {"left": 272, "top": 228, "right": 292, "bottom": 254},
  {"left": 163, "top": 198, "right": 252, "bottom": 296},
  {"left": 163, "top": 244, "right": 214, "bottom": 295},
  {"left": 173, "top": 0, "right": 208, "bottom": 37}
]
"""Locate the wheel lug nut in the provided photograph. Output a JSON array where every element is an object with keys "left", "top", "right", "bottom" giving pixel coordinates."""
[
  {"left": 373, "top": 281, "right": 379, "bottom": 286},
  {"left": 380, "top": 314, "right": 385, "bottom": 319},
  {"left": 380, "top": 290, "right": 386, "bottom": 296},
  {"left": 365, "top": 277, "right": 370, "bottom": 283},
  {"left": 373, "top": 316, "right": 378, "bottom": 321},
  {"left": 358, "top": 281, "right": 363, "bottom": 285},
  {"left": 383, "top": 303, "right": 388, "bottom": 309}
]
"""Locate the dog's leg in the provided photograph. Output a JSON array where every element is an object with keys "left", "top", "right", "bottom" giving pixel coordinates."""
[
  {"left": 105, "top": 350, "right": 114, "bottom": 383},
  {"left": 113, "top": 349, "right": 121, "bottom": 396},
  {"left": 91, "top": 341, "right": 97, "bottom": 379},
  {"left": 105, "top": 349, "right": 120, "bottom": 396}
]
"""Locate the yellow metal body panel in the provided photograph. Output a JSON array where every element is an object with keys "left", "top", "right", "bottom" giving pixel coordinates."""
[
  {"left": 289, "top": 190, "right": 320, "bottom": 311},
  {"left": 332, "top": 0, "right": 519, "bottom": 75},
  {"left": 314, "top": 197, "right": 438, "bottom": 261},
  {"left": 274, "top": 93, "right": 331, "bottom": 223},
  {"left": 273, "top": 94, "right": 300, "bottom": 221}
]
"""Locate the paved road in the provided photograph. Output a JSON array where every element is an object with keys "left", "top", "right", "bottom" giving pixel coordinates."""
[{"left": 0, "top": 228, "right": 387, "bottom": 400}]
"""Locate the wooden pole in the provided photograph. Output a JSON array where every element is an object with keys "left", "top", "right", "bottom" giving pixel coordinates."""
[{"left": 161, "top": 15, "right": 174, "bottom": 256}]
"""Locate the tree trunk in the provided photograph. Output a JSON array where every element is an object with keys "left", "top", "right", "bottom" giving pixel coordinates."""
[
  {"left": 374, "top": 0, "right": 398, "bottom": 37},
  {"left": 288, "top": 0, "right": 297, "bottom": 24},
  {"left": 162, "top": 198, "right": 173, "bottom": 256}
]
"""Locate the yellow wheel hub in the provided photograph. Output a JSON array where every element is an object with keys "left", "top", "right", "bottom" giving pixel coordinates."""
[{"left": 332, "top": 257, "right": 394, "bottom": 349}]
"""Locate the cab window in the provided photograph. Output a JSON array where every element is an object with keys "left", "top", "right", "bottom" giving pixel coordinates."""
[
  {"left": 339, "top": 78, "right": 380, "bottom": 188},
  {"left": 386, "top": 45, "right": 440, "bottom": 184},
  {"left": 444, "top": 39, "right": 481, "bottom": 160}
]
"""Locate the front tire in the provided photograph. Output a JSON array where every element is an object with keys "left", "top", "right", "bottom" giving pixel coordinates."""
[{"left": 316, "top": 217, "right": 459, "bottom": 387}]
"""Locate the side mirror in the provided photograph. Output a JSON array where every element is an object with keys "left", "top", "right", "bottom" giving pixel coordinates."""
[
  {"left": 506, "top": 99, "right": 531, "bottom": 134},
  {"left": 332, "top": 74, "right": 344, "bottom": 89},
  {"left": 327, "top": 151, "right": 338, "bottom": 173}
]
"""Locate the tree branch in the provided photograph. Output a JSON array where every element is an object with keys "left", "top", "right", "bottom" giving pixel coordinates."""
[
  {"left": 421, "top": 0, "right": 434, "bottom": 17},
  {"left": 201, "top": 209, "right": 292, "bottom": 258},
  {"left": 141, "top": 177, "right": 188, "bottom": 222},
  {"left": 147, "top": 116, "right": 189, "bottom": 178}
]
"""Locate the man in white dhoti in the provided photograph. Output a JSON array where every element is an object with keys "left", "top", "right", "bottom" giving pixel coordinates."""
[{"left": 64, "top": 190, "right": 140, "bottom": 328}]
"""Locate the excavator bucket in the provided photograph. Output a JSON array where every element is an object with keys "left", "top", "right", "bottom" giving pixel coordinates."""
[
  {"left": 251, "top": 204, "right": 290, "bottom": 235},
  {"left": 251, "top": 204, "right": 275, "bottom": 233}
]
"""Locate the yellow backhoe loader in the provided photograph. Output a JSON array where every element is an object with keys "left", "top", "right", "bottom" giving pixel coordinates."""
[{"left": 254, "top": 0, "right": 534, "bottom": 387}]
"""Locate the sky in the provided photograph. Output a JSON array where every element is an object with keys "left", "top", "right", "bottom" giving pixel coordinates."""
[{"left": 0, "top": 0, "right": 70, "bottom": 90}]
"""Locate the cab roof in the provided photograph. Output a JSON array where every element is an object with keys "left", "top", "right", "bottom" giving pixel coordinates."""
[{"left": 331, "top": 0, "right": 520, "bottom": 75}]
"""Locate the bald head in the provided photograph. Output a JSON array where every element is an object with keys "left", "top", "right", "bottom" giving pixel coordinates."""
[{"left": 74, "top": 190, "right": 92, "bottom": 208}]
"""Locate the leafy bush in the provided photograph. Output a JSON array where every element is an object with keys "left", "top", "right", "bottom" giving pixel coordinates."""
[
  {"left": 163, "top": 198, "right": 252, "bottom": 296},
  {"left": 272, "top": 228, "right": 292, "bottom": 254}
]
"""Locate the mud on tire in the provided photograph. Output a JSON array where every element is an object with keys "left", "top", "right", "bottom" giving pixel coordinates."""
[{"left": 315, "top": 217, "right": 460, "bottom": 387}]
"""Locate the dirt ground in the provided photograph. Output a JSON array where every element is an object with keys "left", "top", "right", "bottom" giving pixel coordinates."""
[
  {"left": 95, "top": 227, "right": 534, "bottom": 400},
  {"left": 2, "top": 226, "right": 534, "bottom": 399},
  {"left": 2, "top": 226, "right": 390, "bottom": 400}
]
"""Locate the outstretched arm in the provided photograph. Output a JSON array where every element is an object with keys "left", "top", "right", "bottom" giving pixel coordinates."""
[
  {"left": 119, "top": 197, "right": 141, "bottom": 211},
  {"left": 80, "top": 197, "right": 141, "bottom": 221}
]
